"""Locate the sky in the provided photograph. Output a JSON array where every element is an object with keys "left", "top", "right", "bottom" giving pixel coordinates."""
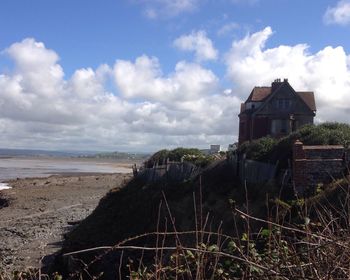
[{"left": 0, "top": 0, "right": 350, "bottom": 152}]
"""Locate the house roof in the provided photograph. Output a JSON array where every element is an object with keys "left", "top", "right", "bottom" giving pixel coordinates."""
[
  {"left": 296, "top": 91, "right": 316, "bottom": 111},
  {"left": 247, "top": 87, "right": 271, "bottom": 101},
  {"left": 242, "top": 82, "right": 316, "bottom": 113}
]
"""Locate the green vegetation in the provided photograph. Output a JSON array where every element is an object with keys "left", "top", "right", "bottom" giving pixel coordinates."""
[
  {"left": 53, "top": 166, "right": 350, "bottom": 279},
  {"left": 237, "top": 122, "right": 350, "bottom": 163},
  {"left": 237, "top": 136, "right": 277, "bottom": 161},
  {"left": 144, "top": 147, "right": 216, "bottom": 168}
]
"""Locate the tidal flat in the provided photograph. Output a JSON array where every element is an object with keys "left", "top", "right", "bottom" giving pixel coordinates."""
[{"left": 0, "top": 171, "right": 132, "bottom": 273}]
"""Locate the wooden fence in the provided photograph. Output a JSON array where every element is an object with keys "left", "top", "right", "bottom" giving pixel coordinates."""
[
  {"left": 134, "top": 161, "right": 201, "bottom": 184},
  {"left": 135, "top": 155, "right": 278, "bottom": 185},
  {"left": 228, "top": 154, "right": 277, "bottom": 184}
]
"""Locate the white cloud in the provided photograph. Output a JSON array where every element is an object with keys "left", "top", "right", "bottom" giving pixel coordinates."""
[
  {"left": 174, "top": 30, "right": 218, "bottom": 62},
  {"left": 225, "top": 26, "right": 350, "bottom": 125},
  {"left": 113, "top": 55, "right": 218, "bottom": 101},
  {"left": 5, "top": 38, "right": 65, "bottom": 98},
  {"left": 137, "top": 0, "right": 199, "bottom": 19},
  {"left": 3, "top": 28, "right": 350, "bottom": 152},
  {"left": 324, "top": 0, "right": 350, "bottom": 25},
  {"left": 0, "top": 38, "right": 237, "bottom": 151}
]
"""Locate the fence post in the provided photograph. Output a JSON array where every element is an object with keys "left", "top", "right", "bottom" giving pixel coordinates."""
[{"left": 292, "top": 139, "right": 305, "bottom": 193}]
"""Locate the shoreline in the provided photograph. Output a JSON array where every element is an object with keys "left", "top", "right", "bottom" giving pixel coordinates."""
[
  {"left": 0, "top": 172, "right": 132, "bottom": 272},
  {"left": 0, "top": 157, "right": 142, "bottom": 182}
]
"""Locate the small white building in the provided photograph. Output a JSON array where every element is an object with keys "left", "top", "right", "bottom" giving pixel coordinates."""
[{"left": 210, "top": 144, "right": 221, "bottom": 154}]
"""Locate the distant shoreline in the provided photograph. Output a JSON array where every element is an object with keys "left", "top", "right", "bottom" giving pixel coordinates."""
[{"left": 0, "top": 157, "right": 142, "bottom": 182}]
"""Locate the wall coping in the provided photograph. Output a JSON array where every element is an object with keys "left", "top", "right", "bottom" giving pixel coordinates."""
[
  {"left": 295, "top": 158, "right": 343, "bottom": 162},
  {"left": 303, "top": 145, "right": 344, "bottom": 150}
]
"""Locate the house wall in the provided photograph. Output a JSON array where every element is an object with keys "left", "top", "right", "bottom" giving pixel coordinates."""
[
  {"left": 238, "top": 114, "right": 251, "bottom": 144},
  {"left": 252, "top": 116, "right": 269, "bottom": 139},
  {"left": 292, "top": 140, "right": 345, "bottom": 193},
  {"left": 295, "top": 115, "right": 314, "bottom": 127}
]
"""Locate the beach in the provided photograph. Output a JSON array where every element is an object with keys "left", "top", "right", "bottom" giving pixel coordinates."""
[
  {"left": 0, "top": 171, "right": 133, "bottom": 273},
  {"left": 0, "top": 157, "right": 135, "bottom": 182}
]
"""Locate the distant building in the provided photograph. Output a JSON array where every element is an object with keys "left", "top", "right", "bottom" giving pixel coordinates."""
[
  {"left": 201, "top": 144, "right": 222, "bottom": 155},
  {"left": 210, "top": 144, "right": 221, "bottom": 154},
  {"left": 238, "top": 79, "right": 316, "bottom": 145}
]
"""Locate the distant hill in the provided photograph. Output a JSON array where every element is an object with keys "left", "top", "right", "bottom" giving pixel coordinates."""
[
  {"left": 78, "top": 151, "right": 150, "bottom": 160},
  {"left": 0, "top": 148, "right": 149, "bottom": 160},
  {"left": 0, "top": 148, "right": 83, "bottom": 157}
]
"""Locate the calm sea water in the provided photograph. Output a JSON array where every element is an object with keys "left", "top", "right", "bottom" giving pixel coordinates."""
[{"left": 0, "top": 157, "right": 132, "bottom": 182}]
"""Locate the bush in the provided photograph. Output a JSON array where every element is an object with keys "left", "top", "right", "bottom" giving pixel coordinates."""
[
  {"left": 144, "top": 147, "right": 207, "bottom": 168},
  {"left": 238, "top": 122, "right": 350, "bottom": 164},
  {"left": 238, "top": 136, "right": 277, "bottom": 161},
  {"left": 182, "top": 154, "right": 216, "bottom": 168}
]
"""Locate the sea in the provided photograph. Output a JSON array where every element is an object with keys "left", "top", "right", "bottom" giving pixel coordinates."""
[{"left": 0, "top": 156, "right": 134, "bottom": 190}]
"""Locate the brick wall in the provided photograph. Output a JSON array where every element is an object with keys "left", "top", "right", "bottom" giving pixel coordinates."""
[{"left": 292, "top": 140, "right": 346, "bottom": 193}]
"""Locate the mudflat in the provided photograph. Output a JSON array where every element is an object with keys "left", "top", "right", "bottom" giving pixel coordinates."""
[{"left": 0, "top": 172, "right": 132, "bottom": 273}]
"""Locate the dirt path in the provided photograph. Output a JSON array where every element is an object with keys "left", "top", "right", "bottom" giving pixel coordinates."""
[{"left": 0, "top": 173, "right": 132, "bottom": 273}]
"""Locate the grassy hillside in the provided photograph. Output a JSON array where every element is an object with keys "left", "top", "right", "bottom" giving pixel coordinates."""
[
  {"left": 55, "top": 159, "right": 280, "bottom": 278},
  {"left": 50, "top": 124, "right": 350, "bottom": 279}
]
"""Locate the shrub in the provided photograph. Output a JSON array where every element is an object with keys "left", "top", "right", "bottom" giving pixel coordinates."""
[
  {"left": 144, "top": 147, "right": 207, "bottom": 168},
  {"left": 182, "top": 154, "right": 216, "bottom": 167},
  {"left": 238, "top": 122, "right": 350, "bottom": 164},
  {"left": 238, "top": 136, "right": 277, "bottom": 161}
]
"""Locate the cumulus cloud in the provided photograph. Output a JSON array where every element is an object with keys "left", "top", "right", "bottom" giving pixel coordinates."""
[
  {"left": 137, "top": 0, "right": 199, "bottom": 19},
  {"left": 324, "top": 0, "right": 350, "bottom": 25},
  {"left": 174, "top": 30, "right": 218, "bottom": 62},
  {"left": 225, "top": 26, "right": 350, "bottom": 124},
  {"left": 114, "top": 55, "right": 218, "bottom": 101},
  {"left": 3, "top": 28, "right": 350, "bottom": 152},
  {"left": 0, "top": 38, "right": 238, "bottom": 151}
]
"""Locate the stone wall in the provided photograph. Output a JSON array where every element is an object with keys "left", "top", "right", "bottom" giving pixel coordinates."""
[{"left": 293, "top": 140, "right": 346, "bottom": 193}]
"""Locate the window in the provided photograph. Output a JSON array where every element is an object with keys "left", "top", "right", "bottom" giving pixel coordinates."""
[
  {"left": 276, "top": 99, "right": 291, "bottom": 110},
  {"left": 271, "top": 119, "right": 289, "bottom": 134}
]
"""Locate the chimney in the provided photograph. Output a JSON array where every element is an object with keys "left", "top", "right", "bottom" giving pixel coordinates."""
[{"left": 271, "top": 78, "right": 283, "bottom": 92}]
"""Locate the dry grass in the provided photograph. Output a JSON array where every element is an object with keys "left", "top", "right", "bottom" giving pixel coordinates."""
[
  {"left": 4, "top": 175, "right": 350, "bottom": 279},
  {"left": 57, "top": 177, "right": 350, "bottom": 279}
]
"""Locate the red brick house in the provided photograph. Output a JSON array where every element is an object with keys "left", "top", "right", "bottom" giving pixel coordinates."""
[{"left": 238, "top": 79, "right": 316, "bottom": 144}]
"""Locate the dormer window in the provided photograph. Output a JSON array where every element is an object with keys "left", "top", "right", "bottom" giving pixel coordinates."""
[{"left": 246, "top": 102, "right": 261, "bottom": 110}]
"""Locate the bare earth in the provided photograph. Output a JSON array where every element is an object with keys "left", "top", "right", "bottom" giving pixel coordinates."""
[{"left": 0, "top": 172, "right": 132, "bottom": 272}]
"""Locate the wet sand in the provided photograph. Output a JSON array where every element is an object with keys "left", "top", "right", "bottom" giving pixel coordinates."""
[{"left": 0, "top": 172, "right": 132, "bottom": 272}]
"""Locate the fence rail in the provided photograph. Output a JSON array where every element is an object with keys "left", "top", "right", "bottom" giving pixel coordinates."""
[
  {"left": 228, "top": 154, "right": 277, "bottom": 184},
  {"left": 135, "top": 161, "right": 201, "bottom": 184}
]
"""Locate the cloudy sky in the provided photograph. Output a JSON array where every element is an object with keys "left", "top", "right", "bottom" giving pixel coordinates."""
[{"left": 0, "top": 0, "right": 350, "bottom": 152}]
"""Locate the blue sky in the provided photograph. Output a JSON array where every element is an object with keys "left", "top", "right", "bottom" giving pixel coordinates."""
[{"left": 0, "top": 0, "right": 350, "bottom": 152}]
